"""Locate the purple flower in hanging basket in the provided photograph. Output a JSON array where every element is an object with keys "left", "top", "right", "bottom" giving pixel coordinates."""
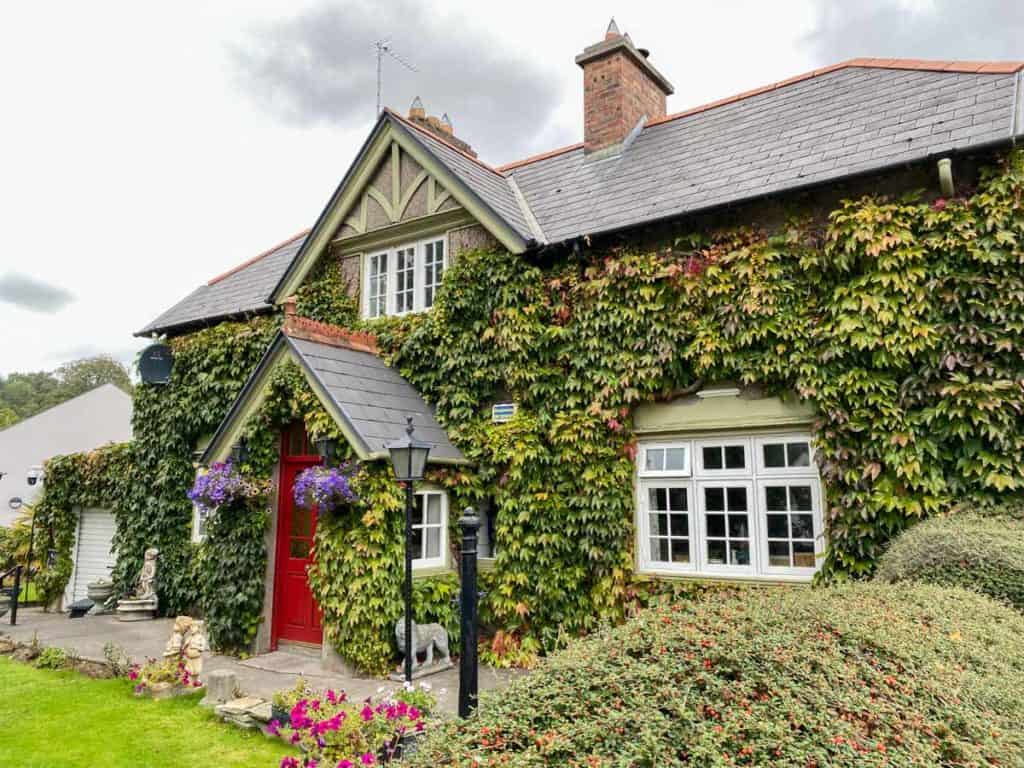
[
  {"left": 294, "top": 462, "right": 360, "bottom": 513},
  {"left": 188, "top": 461, "right": 266, "bottom": 513}
]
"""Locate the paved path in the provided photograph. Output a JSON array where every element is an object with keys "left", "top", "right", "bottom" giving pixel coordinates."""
[{"left": 1, "top": 608, "right": 518, "bottom": 715}]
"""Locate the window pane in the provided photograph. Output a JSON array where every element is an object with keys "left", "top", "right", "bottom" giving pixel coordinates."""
[
  {"left": 793, "top": 541, "right": 816, "bottom": 567},
  {"left": 768, "top": 541, "right": 791, "bottom": 567},
  {"left": 765, "top": 486, "right": 788, "bottom": 511},
  {"left": 767, "top": 514, "right": 788, "bottom": 539},
  {"left": 396, "top": 247, "right": 415, "bottom": 313},
  {"left": 707, "top": 539, "right": 727, "bottom": 564},
  {"left": 411, "top": 526, "right": 424, "bottom": 559},
  {"left": 763, "top": 443, "right": 786, "bottom": 467},
  {"left": 702, "top": 446, "right": 723, "bottom": 470},
  {"left": 649, "top": 487, "right": 667, "bottom": 511},
  {"left": 706, "top": 514, "right": 725, "bottom": 538},
  {"left": 669, "top": 513, "right": 688, "bottom": 537},
  {"left": 650, "top": 538, "right": 669, "bottom": 562},
  {"left": 728, "top": 514, "right": 749, "bottom": 539},
  {"left": 670, "top": 539, "right": 690, "bottom": 564},
  {"left": 726, "top": 487, "right": 748, "bottom": 511},
  {"left": 425, "top": 494, "right": 442, "bottom": 524},
  {"left": 665, "top": 447, "right": 687, "bottom": 471},
  {"left": 649, "top": 513, "right": 669, "bottom": 536},
  {"left": 425, "top": 528, "right": 441, "bottom": 559},
  {"left": 705, "top": 487, "right": 725, "bottom": 512},
  {"left": 668, "top": 487, "right": 687, "bottom": 511},
  {"left": 791, "top": 514, "right": 814, "bottom": 540},
  {"left": 645, "top": 449, "right": 664, "bottom": 472},
  {"left": 291, "top": 508, "right": 312, "bottom": 537},
  {"left": 411, "top": 496, "right": 425, "bottom": 525},
  {"left": 724, "top": 445, "right": 745, "bottom": 469},
  {"left": 730, "top": 541, "right": 751, "bottom": 565},
  {"left": 289, "top": 539, "right": 310, "bottom": 559},
  {"left": 787, "top": 442, "right": 811, "bottom": 467},
  {"left": 789, "top": 485, "right": 813, "bottom": 511}
]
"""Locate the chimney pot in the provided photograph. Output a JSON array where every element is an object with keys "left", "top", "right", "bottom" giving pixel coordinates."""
[
  {"left": 605, "top": 18, "right": 621, "bottom": 39},
  {"left": 408, "top": 96, "right": 426, "bottom": 120}
]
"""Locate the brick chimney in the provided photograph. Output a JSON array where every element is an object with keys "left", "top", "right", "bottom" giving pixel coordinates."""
[
  {"left": 575, "top": 19, "right": 674, "bottom": 156},
  {"left": 406, "top": 97, "right": 477, "bottom": 157}
]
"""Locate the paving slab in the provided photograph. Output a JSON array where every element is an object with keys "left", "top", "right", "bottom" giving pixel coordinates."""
[{"left": 0, "top": 607, "right": 519, "bottom": 715}]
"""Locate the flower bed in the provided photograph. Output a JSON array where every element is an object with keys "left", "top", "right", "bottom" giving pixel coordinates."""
[
  {"left": 130, "top": 657, "right": 203, "bottom": 699},
  {"left": 270, "top": 683, "right": 433, "bottom": 767}
]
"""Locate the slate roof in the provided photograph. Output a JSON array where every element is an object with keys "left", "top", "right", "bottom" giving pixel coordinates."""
[
  {"left": 144, "top": 58, "right": 1024, "bottom": 337},
  {"left": 137, "top": 231, "right": 307, "bottom": 336},
  {"left": 505, "top": 64, "right": 1024, "bottom": 243},
  {"left": 286, "top": 335, "right": 464, "bottom": 462}
]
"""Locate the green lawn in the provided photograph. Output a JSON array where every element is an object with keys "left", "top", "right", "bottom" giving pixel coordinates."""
[{"left": 0, "top": 657, "right": 291, "bottom": 768}]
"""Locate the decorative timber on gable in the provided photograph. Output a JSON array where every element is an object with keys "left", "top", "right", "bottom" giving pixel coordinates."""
[{"left": 337, "top": 143, "right": 462, "bottom": 240}]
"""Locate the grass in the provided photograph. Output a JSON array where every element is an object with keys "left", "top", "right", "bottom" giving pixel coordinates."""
[{"left": 0, "top": 656, "right": 291, "bottom": 768}]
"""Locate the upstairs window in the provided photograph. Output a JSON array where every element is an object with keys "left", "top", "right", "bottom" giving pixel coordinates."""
[
  {"left": 412, "top": 490, "right": 448, "bottom": 569},
  {"left": 363, "top": 237, "right": 447, "bottom": 318}
]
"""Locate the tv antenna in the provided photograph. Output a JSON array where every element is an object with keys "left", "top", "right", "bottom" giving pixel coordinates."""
[{"left": 374, "top": 39, "right": 418, "bottom": 117}]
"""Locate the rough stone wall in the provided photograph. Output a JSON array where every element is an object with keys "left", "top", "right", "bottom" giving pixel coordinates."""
[{"left": 449, "top": 224, "right": 498, "bottom": 259}]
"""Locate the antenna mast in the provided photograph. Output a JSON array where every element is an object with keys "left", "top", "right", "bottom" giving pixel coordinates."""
[{"left": 374, "top": 39, "right": 418, "bottom": 117}]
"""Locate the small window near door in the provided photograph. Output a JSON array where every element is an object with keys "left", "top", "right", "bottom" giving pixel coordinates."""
[{"left": 412, "top": 491, "right": 448, "bottom": 569}]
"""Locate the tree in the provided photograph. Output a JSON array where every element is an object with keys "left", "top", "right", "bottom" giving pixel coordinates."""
[{"left": 0, "top": 355, "right": 132, "bottom": 428}]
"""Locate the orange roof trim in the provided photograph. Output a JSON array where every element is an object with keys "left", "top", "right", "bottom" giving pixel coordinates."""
[
  {"left": 207, "top": 228, "right": 310, "bottom": 286},
  {"left": 497, "top": 142, "right": 585, "bottom": 173}
]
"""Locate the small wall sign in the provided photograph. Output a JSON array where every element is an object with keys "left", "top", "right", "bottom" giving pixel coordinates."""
[{"left": 139, "top": 343, "right": 174, "bottom": 385}]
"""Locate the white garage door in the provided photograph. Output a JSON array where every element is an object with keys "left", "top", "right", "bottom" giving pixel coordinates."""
[{"left": 67, "top": 507, "right": 117, "bottom": 604}]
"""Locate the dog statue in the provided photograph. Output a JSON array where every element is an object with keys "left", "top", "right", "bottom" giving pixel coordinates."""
[{"left": 394, "top": 618, "right": 451, "bottom": 671}]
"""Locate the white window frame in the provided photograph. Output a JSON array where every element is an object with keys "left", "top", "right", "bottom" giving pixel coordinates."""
[
  {"left": 635, "top": 432, "right": 824, "bottom": 582},
  {"left": 754, "top": 435, "right": 815, "bottom": 476},
  {"left": 695, "top": 480, "right": 757, "bottom": 575},
  {"left": 362, "top": 236, "right": 448, "bottom": 319},
  {"left": 755, "top": 478, "right": 823, "bottom": 577},
  {"left": 412, "top": 490, "right": 448, "bottom": 570},
  {"left": 637, "top": 479, "right": 696, "bottom": 574},
  {"left": 637, "top": 442, "right": 692, "bottom": 478},
  {"left": 366, "top": 251, "right": 389, "bottom": 319},
  {"left": 694, "top": 438, "right": 751, "bottom": 478}
]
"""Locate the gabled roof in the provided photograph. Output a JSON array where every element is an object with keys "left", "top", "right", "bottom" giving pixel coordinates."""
[
  {"left": 145, "top": 58, "right": 1024, "bottom": 337},
  {"left": 137, "top": 230, "right": 307, "bottom": 337},
  {"left": 201, "top": 317, "right": 465, "bottom": 466}
]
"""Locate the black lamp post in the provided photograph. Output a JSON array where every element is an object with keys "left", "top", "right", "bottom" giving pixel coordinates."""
[{"left": 386, "top": 416, "right": 431, "bottom": 683}]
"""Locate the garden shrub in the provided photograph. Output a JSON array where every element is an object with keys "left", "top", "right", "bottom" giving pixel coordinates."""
[
  {"left": 875, "top": 513, "right": 1024, "bottom": 611},
  {"left": 406, "top": 583, "right": 1024, "bottom": 767}
]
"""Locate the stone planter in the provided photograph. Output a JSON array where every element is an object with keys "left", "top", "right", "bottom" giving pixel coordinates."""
[
  {"left": 86, "top": 579, "right": 114, "bottom": 605},
  {"left": 136, "top": 681, "right": 205, "bottom": 700}
]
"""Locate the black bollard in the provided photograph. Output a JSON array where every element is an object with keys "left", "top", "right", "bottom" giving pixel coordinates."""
[
  {"left": 458, "top": 508, "right": 480, "bottom": 718},
  {"left": 10, "top": 564, "right": 22, "bottom": 625}
]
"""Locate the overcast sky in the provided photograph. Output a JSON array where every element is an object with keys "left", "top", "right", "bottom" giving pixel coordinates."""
[{"left": 1, "top": 0, "right": 1021, "bottom": 376}]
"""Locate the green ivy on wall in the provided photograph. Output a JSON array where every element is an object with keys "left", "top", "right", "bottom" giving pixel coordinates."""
[{"left": 32, "top": 152, "right": 1024, "bottom": 671}]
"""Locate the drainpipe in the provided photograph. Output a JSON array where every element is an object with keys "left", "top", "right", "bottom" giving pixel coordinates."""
[{"left": 937, "top": 158, "right": 955, "bottom": 198}]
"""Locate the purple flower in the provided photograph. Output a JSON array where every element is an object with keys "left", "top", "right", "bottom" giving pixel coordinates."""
[
  {"left": 293, "top": 463, "right": 360, "bottom": 513},
  {"left": 189, "top": 461, "right": 263, "bottom": 512}
]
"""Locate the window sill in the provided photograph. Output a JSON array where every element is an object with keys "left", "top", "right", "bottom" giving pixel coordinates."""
[
  {"left": 635, "top": 568, "right": 815, "bottom": 585},
  {"left": 412, "top": 564, "right": 454, "bottom": 580}
]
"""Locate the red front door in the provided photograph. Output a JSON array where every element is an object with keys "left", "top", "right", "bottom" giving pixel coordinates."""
[{"left": 273, "top": 449, "right": 323, "bottom": 646}]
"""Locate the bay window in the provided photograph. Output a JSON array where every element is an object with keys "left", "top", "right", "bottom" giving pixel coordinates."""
[
  {"left": 363, "top": 237, "right": 447, "bottom": 318},
  {"left": 637, "top": 433, "right": 823, "bottom": 580}
]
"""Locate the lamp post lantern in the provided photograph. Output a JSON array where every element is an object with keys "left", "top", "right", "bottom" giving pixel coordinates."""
[{"left": 386, "top": 416, "right": 431, "bottom": 683}]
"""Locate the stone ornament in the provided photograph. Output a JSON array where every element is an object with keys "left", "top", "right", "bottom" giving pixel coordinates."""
[
  {"left": 164, "top": 615, "right": 207, "bottom": 680},
  {"left": 391, "top": 619, "right": 452, "bottom": 679},
  {"left": 116, "top": 547, "right": 159, "bottom": 621}
]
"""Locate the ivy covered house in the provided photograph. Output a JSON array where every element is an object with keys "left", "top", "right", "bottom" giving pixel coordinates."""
[{"left": 76, "top": 22, "right": 1023, "bottom": 671}]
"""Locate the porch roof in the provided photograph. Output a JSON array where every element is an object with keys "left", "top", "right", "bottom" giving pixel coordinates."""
[{"left": 200, "top": 320, "right": 465, "bottom": 466}]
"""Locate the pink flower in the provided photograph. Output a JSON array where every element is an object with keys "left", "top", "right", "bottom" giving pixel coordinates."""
[
  {"left": 408, "top": 706, "right": 421, "bottom": 720},
  {"left": 396, "top": 701, "right": 408, "bottom": 717},
  {"left": 281, "top": 758, "right": 300, "bottom": 768},
  {"left": 360, "top": 705, "right": 374, "bottom": 722},
  {"left": 326, "top": 689, "right": 337, "bottom": 705},
  {"left": 360, "top": 754, "right": 375, "bottom": 766},
  {"left": 266, "top": 720, "right": 281, "bottom": 737},
  {"left": 310, "top": 699, "right": 321, "bottom": 711},
  {"left": 128, "top": 669, "right": 139, "bottom": 681},
  {"left": 290, "top": 733, "right": 302, "bottom": 745},
  {"left": 337, "top": 761, "right": 353, "bottom": 768}
]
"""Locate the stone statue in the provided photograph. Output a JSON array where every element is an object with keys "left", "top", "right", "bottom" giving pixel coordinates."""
[
  {"left": 164, "top": 615, "right": 207, "bottom": 680},
  {"left": 394, "top": 619, "right": 452, "bottom": 675},
  {"left": 134, "top": 548, "right": 159, "bottom": 600},
  {"left": 116, "top": 548, "right": 160, "bottom": 621}
]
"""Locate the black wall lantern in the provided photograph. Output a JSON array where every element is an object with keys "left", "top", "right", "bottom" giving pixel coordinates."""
[
  {"left": 230, "top": 438, "right": 249, "bottom": 464},
  {"left": 316, "top": 436, "right": 337, "bottom": 464},
  {"left": 386, "top": 416, "right": 432, "bottom": 683}
]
